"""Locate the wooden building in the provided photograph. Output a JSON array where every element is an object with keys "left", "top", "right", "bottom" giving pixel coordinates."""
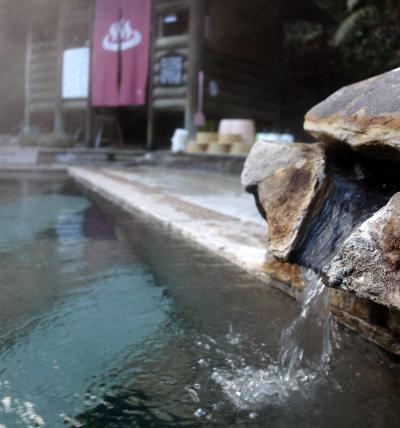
[
  {"left": 147, "top": 0, "right": 283, "bottom": 148},
  {"left": 20, "top": 0, "right": 329, "bottom": 148},
  {"left": 24, "top": 0, "right": 92, "bottom": 141}
]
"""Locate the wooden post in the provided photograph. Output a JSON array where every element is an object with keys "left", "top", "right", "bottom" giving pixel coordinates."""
[
  {"left": 23, "top": 25, "right": 32, "bottom": 134},
  {"left": 54, "top": 3, "right": 65, "bottom": 134},
  {"left": 146, "top": 0, "right": 157, "bottom": 150},
  {"left": 85, "top": 0, "right": 95, "bottom": 146},
  {"left": 185, "top": 0, "right": 206, "bottom": 138}
]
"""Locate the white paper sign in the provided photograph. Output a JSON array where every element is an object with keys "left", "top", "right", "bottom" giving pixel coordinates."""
[{"left": 62, "top": 47, "right": 90, "bottom": 99}]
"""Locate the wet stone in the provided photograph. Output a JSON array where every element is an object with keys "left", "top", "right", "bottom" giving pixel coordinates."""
[
  {"left": 241, "top": 141, "right": 326, "bottom": 190},
  {"left": 387, "top": 309, "right": 400, "bottom": 336},
  {"left": 304, "top": 68, "right": 400, "bottom": 161},
  {"left": 257, "top": 147, "right": 328, "bottom": 261},
  {"left": 263, "top": 256, "right": 293, "bottom": 285},
  {"left": 263, "top": 257, "right": 304, "bottom": 291},
  {"left": 351, "top": 297, "right": 372, "bottom": 323},
  {"left": 329, "top": 289, "right": 354, "bottom": 313},
  {"left": 242, "top": 141, "right": 328, "bottom": 261},
  {"left": 323, "top": 193, "right": 400, "bottom": 310}
]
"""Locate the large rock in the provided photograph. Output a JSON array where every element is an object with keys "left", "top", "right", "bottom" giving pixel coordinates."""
[
  {"left": 323, "top": 193, "right": 400, "bottom": 310},
  {"left": 241, "top": 141, "right": 325, "bottom": 189},
  {"left": 304, "top": 68, "right": 400, "bottom": 160},
  {"left": 241, "top": 141, "right": 328, "bottom": 261}
]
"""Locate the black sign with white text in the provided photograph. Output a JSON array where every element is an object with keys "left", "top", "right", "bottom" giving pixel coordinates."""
[{"left": 159, "top": 53, "right": 185, "bottom": 86}]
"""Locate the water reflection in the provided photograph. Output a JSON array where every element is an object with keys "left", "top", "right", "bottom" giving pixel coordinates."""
[{"left": 0, "top": 179, "right": 399, "bottom": 427}]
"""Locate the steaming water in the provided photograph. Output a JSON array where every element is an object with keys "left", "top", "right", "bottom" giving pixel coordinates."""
[
  {"left": 211, "top": 269, "right": 334, "bottom": 409},
  {"left": 279, "top": 270, "right": 333, "bottom": 380},
  {"left": 0, "top": 178, "right": 400, "bottom": 427}
]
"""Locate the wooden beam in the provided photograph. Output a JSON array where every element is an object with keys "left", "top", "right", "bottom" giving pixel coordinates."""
[
  {"left": 153, "top": 98, "right": 186, "bottom": 110},
  {"left": 185, "top": 0, "right": 207, "bottom": 137},
  {"left": 29, "top": 101, "right": 57, "bottom": 113},
  {"left": 29, "top": 91, "right": 58, "bottom": 103},
  {"left": 153, "top": 87, "right": 187, "bottom": 99},
  {"left": 154, "top": 47, "right": 189, "bottom": 60},
  {"left": 205, "top": 48, "right": 278, "bottom": 82},
  {"left": 155, "top": 34, "right": 189, "bottom": 50},
  {"left": 85, "top": 0, "right": 95, "bottom": 147},
  {"left": 156, "top": 0, "right": 190, "bottom": 14},
  {"left": 53, "top": 3, "right": 65, "bottom": 134},
  {"left": 30, "top": 40, "right": 58, "bottom": 53},
  {"left": 64, "top": 100, "right": 88, "bottom": 111},
  {"left": 146, "top": 0, "right": 158, "bottom": 150},
  {"left": 23, "top": 25, "right": 32, "bottom": 134}
]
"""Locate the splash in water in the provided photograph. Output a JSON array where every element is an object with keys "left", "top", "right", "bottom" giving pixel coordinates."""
[
  {"left": 279, "top": 269, "right": 333, "bottom": 380},
  {"left": 212, "top": 269, "right": 335, "bottom": 409}
]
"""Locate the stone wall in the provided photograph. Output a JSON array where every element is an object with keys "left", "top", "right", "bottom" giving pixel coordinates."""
[
  {"left": 242, "top": 67, "right": 400, "bottom": 355},
  {"left": 264, "top": 256, "right": 400, "bottom": 356}
]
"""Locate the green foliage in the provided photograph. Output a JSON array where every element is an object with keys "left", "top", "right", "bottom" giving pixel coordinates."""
[
  {"left": 285, "top": 21, "right": 324, "bottom": 47},
  {"left": 333, "top": 6, "right": 376, "bottom": 46},
  {"left": 312, "top": 0, "right": 347, "bottom": 18},
  {"left": 333, "top": 0, "right": 400, "bottom": 79},
  {"left": 285, "top": 0, "right": 400, "bottom": 81},
  {"left": 347, "top": 0, "right": 362, "bottom": 11},
  {"left": 198, "top": 121, "right": 217, "bottom": 133}
]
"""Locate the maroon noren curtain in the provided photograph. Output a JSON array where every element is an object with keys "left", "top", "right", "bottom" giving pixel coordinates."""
[{"left": 91, "top": 0, "right": 151, "bottom": 107}]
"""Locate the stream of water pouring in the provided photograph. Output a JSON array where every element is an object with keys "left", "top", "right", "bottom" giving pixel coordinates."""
[
  {"left": 212, "top": 269, "right": 335, "bottom": 409},
  {"left": 278, "top": 269, "right": 333, "bottom": 381}
]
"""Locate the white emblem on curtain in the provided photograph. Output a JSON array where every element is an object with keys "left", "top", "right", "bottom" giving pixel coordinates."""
[{"left": 103, "top": 19, "right": 142, "bottom": 52}]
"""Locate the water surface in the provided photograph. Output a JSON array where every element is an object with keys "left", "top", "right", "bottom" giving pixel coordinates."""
[{"left": 0, "top": 178, "right": 399, "bottom": 427}]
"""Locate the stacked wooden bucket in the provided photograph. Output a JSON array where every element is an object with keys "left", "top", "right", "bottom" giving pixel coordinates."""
[{"left": 186, "top": 119, "right": 255, "bottom": 156}]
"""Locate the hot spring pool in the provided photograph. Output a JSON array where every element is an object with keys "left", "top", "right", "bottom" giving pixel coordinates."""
[{"left": 0, "top": 178, "right": 399, "bottom": 427}]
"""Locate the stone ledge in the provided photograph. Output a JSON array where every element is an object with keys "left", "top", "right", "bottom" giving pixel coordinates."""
[
  {"left": 69, "top": 166, "right": 400, "bottom": 357},
  {"left": 68, "top": 166, "right": 271, "bottom": 285}
]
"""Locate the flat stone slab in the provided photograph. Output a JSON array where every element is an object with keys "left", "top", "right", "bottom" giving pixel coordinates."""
[
  {"left": 108, "top": 166, "right": 264, "bottom": 225},
  {"left": 324, "top": 193, "right": 400, "bottom": 310},
  {"left": 304, "top": 68, "right": 400, "bottom": 160},
  {"left": 68, "top": 167, "right": 270, "bottom": 282}
]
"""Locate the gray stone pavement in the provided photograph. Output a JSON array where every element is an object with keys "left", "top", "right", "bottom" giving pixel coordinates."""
[
  {"left": 107, "top": 166, "right": 265, "bottom": 225},
  {"left": 69, "top": 166, "right": 270, "bottom": 281}
]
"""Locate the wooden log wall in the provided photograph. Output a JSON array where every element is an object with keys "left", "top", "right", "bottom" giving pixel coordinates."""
[
  {"left": 27, "top": 40, "right": 58, "bottom": 114},
  {"left": 152, "top": 35, "right": 189, "bottom": 110},
  {"left": 149, "top": 0, "right": 190, "bottom": 112},
  {"left": 27, "top": 1, "right": 91, "bottom": 115},
  {"left": 203, "top": 48, "right": 280, "bottom": 128},
  {"left": 147, "top": 0, "right": 192, "bottom": 148}
]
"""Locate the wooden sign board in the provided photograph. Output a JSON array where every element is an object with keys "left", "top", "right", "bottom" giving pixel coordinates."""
[
  {"left": 62, "top": 47, "right": 90, "bottom": 99},
  {"left": 158, "top": 52, "right": 185, "bottom": 86}
]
